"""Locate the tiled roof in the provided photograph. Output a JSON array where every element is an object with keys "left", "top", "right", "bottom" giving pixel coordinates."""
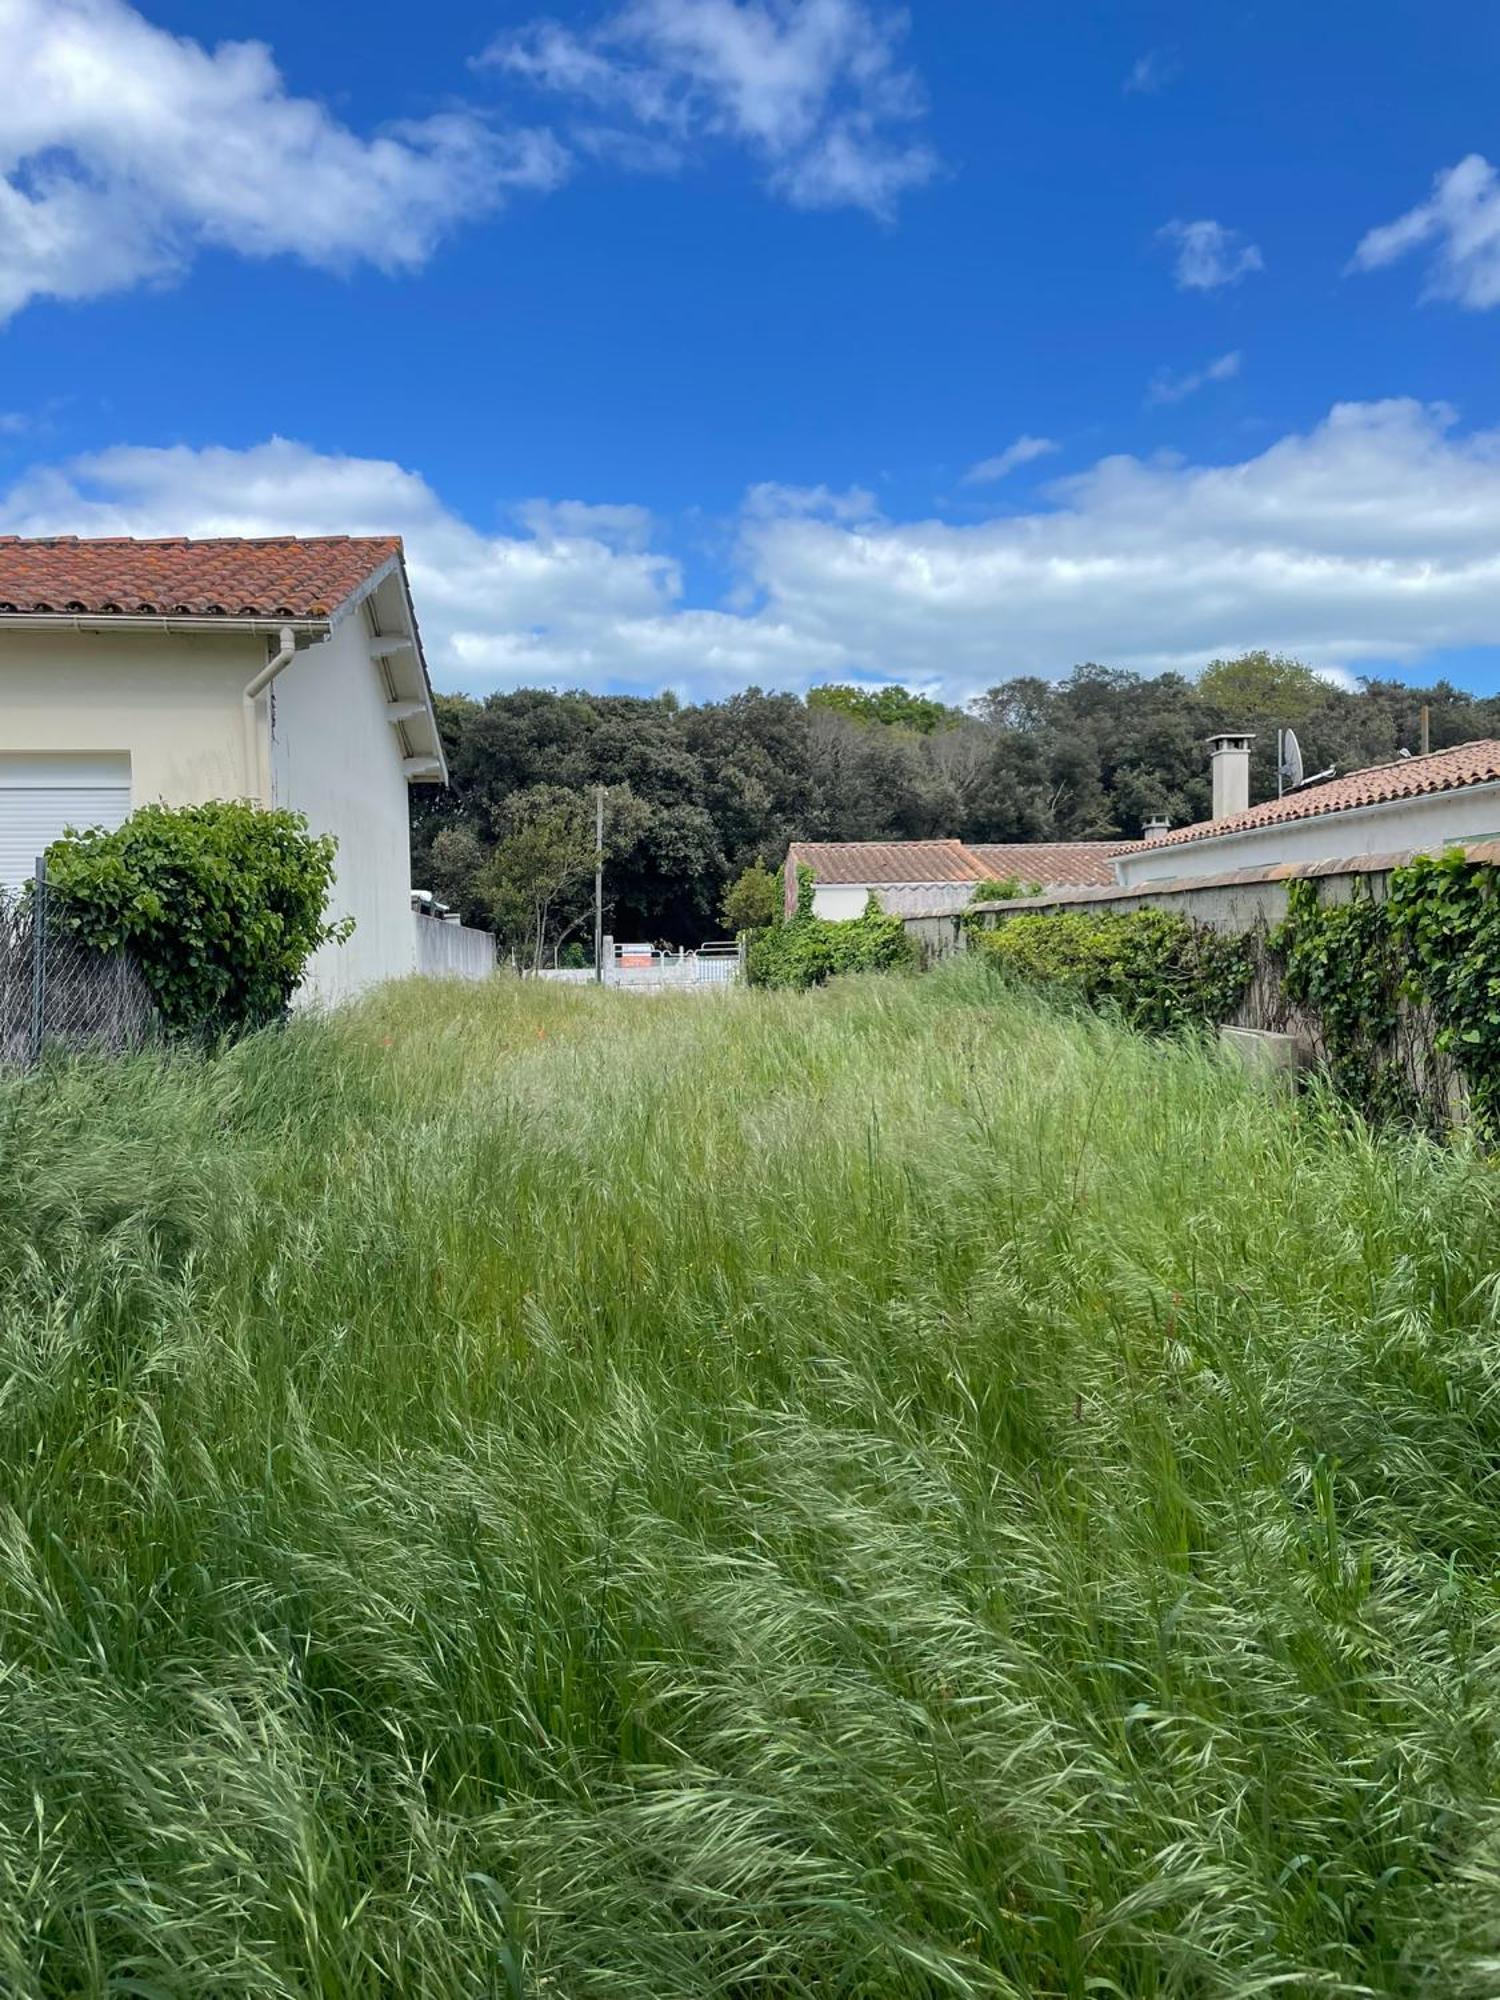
[
  {"left": 1142, "top": 740, "right": 1500, "bottom": 849},
  {"left": 968, "top": 841, "right": 1139, "bottom": 888},
  {"left": 788, "top": 840, "right": 988, "bottom": 885},
  {"left": 787, "top": 839, "right": 1139, "bottom": 888},
  {"left": 0, "top": 535, "right": 403, "bottom": 620}
]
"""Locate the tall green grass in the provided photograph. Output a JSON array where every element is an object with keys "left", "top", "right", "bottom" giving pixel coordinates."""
[{"left": 3, "top": 964, "right": 1500, "bottom": 1995}]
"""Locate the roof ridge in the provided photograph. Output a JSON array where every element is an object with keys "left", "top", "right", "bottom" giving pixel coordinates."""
[{"left": 0, "top": 532, "right": 398, "bottom": 547}]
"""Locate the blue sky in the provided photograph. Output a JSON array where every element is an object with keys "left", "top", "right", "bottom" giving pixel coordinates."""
[{"left": 3, "top": 0, "right": 1500, "bottom": 700}]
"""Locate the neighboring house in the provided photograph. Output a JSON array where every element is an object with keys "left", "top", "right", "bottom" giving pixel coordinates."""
[
  {"left": 0, "top": 534, "right": 447, "bottom": 1003},
  {"left": 1115, "top": 735, "right": 1500, "bottom": 887},
  {"left": 784, "top": 838, "right": 1139, "bottom": 918}
]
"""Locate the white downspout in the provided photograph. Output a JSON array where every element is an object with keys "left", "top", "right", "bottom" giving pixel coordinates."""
[{"left": 242, "top": 625, "right": 296, "bottom": 805}]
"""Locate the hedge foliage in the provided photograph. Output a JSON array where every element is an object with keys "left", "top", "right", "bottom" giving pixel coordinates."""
[
  {"left": 47, "top": 801, "right": 350, "bottom": 1038},
  {"left": 969, "top": 907, "right": 1256, "bottom": 1034},
  {"left": 746, "top": 869, "right": 916, "bottom": 989}
]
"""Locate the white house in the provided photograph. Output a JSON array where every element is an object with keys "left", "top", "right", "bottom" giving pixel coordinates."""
[
  {"left": 1114, "top": 734, "right": 1500, "bottom": 887},
  {"left": 784, "top": 839, "right": 1139, "bottom": 918},
  {"left": 0, "top": 534, "right": 448, "bottom": 1003}
]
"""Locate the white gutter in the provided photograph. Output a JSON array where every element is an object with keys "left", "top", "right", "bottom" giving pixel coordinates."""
[
  {"left": 242, "top": 625, "right": 297, "bottom": 805},
  {"left": 0, "top": 612, "right": 328, "bottom": 639}
]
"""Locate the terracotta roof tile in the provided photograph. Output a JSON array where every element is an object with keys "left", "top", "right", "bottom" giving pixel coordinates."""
[
  {"left": 0, "top": 535, "right": 403, "bottom": 620},
  {"left": 787, "top": 839, "right": 1140, "bottom": 889},
  {"left": 788, "top": 840, "right": 988, "bottom": 885},
  {"left": 1142, "top": 740, "right": 1500, "bottom": 849},
  {"left": 967, "top": 841, "right": 1140, "bottom": 887}
]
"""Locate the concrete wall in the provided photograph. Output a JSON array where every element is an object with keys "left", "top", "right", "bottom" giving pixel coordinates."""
[
  {"left": 0, "top": 625, "right": 262, "bottom": 804},
  {"left": 961, "top": 844, "right": 1479, "bottom": 936},
  {"left": 413, "top": 913, "right": 495, "bottom": 980},
  {"left": 270, "top": 616, "right": 417, "bottom": 1005},
  {"left": 1117, "top": 783, "right": 1500, "bottom": 886},
  {"left": 902, "top": 913, "right": 968, "bottom": 965}
]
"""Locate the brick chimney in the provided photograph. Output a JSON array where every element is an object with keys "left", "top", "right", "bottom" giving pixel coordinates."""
[{"left": 1208, "top": 732, "right": 1254, "bottom": 820}]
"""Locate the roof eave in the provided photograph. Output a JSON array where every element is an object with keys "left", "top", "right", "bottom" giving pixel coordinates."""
[{"left": 328, "top": 552, "right": 448, "bottom": 788}]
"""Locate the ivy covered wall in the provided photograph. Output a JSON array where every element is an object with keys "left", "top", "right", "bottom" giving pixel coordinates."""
[{"left": 960, "top": 845, "right": 1500, "bottom": 1135}]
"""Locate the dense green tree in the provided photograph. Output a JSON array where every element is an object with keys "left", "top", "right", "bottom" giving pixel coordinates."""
[
  {"left": 482, "top": 786, "right": 599, "bottom": 971},
  {"left": 806, "top": 683, "right": 956, "bottom": 734},
  {"left": 413, "top": 661, "right": 1500, "bottom": 943},
  {"left": 1198, "top": 650, "right": 1328, "bottom": 722}
]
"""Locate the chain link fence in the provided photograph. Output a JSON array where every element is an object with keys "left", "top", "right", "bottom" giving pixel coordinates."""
[{"left": 1, "top": 860, "right": 158, "bottom": 1068}]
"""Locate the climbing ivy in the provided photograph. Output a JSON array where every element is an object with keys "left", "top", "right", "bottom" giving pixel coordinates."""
[
  {"left": 1388, "top": 851, "right": 1500, "bottom": 1134},
  {"left": 1271, "top": 879, "right": 1418, "bottom": 1126}
]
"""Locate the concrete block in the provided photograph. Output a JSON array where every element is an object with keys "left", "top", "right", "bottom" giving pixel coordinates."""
[{"left": 1219, "top": 1025, "right": 1306, "bottom": 1086}]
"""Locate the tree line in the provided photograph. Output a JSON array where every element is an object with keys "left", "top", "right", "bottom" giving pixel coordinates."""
[{"left": 412, "top": 654, "right": 1500, "bottom": 957}]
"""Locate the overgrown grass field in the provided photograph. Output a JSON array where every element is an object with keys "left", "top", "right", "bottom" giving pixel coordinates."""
[{"left": 5, "top": 967, "right": 1500, "bottom": 1995}]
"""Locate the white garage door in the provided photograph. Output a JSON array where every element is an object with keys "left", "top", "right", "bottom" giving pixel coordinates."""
[{"left": 0, "top": 754, "right": 132, "bottom": 895}]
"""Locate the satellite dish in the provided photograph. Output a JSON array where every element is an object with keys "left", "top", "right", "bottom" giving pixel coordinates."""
[{"left": 1279, "top": 728, "right": 1305, "bottom": 790}]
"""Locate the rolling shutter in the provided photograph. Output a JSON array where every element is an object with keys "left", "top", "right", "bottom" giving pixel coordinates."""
[{"left": 0, "top": 756, "right": 131, "bottom": 895}]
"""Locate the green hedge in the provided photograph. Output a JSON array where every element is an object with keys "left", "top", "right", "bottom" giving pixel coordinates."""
[
  {"left": 47, "top": 800, "right": 351, "bottom": 1038},
  {"left": 969, "top": 907, "right": 1255, "bottom": 1034},
  {"left": 746, "top": 870, "right": 916, "bottom": 990}
]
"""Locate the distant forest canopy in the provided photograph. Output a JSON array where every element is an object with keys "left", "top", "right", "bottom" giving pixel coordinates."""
[{"left": 413, "top": 653, "right": 1500, "bottom": 946}]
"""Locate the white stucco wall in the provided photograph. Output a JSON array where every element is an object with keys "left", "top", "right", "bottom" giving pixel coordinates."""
[
  {"left": 1115, "top": 782, "right": 1500, "bottom": 886},
  {"left": 811, "top": 884, "right": 873, "bottom": 920},
  {"left": 269, "top": 617, "right": 417, "bottom": 1005},
  {"left": 0, "top": 625, "right": 261, "bottom": 803},
  {"left": 811, "top": 882, "right": 980, "bottom": 919}
]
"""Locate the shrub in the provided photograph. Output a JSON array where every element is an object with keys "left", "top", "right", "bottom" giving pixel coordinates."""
[
  {"left": 970, "top": 907, "right": 1254, "bottom": 1032},
  {"left": 720, "top": 858, "right": 782, "bottom": 934},
  {"left": 970, "top": 875, "right": 1024, "bottom": 902},
  {"left": 747, "top": 882, "right": 916, "bottom": 989},
  {"left": 46, "top": 800, "right": 350, "bottom": 1037}
]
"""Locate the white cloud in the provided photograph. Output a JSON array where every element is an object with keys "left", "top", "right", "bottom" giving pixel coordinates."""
[
  {"left": 1351, "top": 154, "right": 1500, "bottom": 309},
  {"left": 0, "top": 437, "right": 846, "bottom": 695},
  {"left": 1123, "top": 48, "right": 1179, "bottom": 95},
  {"left": 1158, "top": 218, "right": 1263, "bottom": 291},
  {"left": 962, "top": 435, "right": 1059, "bottom": 485},
  {"left": 6, "top": 401, "right": 1500, "bottom": 700},
  {"left": 1146, "top": 350, "right": 1241, "bottom": 406},
  {"left": 479, "top": 0, "right": 938, "bottom": 217},
  {"left": 513, "top": 498, "right": 657, "bottom": 548},
  {"left": 741, "top": 480, "right": 879, "bottom": 519},
  {"left": 0, "top": 0, "right": 567, "bottom": 321}
]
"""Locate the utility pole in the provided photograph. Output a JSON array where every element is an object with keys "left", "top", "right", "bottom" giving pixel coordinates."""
[
  {"left": 1420, "top": 704, "right": 1431, "bottom": 756},
  {"left": 593, "top": 784, "right": 605, "bottom": 985}
]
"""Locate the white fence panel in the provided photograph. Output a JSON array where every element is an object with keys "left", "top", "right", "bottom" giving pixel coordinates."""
[{"left": 413, "top": 913, "right": 496, "bottom": 980}]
